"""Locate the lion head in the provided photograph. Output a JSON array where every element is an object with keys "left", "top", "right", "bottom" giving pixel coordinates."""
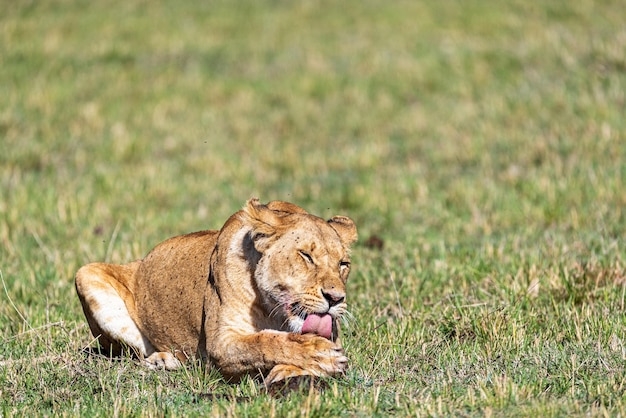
[{"left": 240, "top": 199, "right": 358, "bottom": 340}]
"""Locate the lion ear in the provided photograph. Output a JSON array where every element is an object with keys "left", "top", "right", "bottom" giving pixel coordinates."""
[
  {"left": 266, "top": 200, "right": 309, "bottom": 215},
  {"left": 328, "top": 216, "right": 358, "bottom": 247},
  {"left": 241, "top": 198, "right": 283, "bottom": 252}
]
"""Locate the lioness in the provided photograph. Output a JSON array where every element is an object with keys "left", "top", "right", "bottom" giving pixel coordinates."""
[{"left": 75, "top": 199, "right": 357, "bottom": 384}]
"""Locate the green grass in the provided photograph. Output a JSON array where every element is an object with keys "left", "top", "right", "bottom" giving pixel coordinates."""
[{"left": 2, "top": 0, "right": 626, "bottom": 415}]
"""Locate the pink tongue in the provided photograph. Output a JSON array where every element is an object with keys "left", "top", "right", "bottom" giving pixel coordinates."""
[{"left": 302, "top": 314, "right": 333, "bottom": 339}]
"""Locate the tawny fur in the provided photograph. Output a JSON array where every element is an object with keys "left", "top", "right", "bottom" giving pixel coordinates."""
[{"left": 75, "top": 199, "right": 357, "bottom": 383}]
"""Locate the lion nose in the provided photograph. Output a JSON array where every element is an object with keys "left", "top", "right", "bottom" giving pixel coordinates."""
[{"left": 322, "top": 289, "right": 345, "bottom": 307}]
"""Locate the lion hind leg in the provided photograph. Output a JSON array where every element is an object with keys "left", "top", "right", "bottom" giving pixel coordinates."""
[
  {"left": 145, "top": 351, "right": 183, "bottom": 370},
  {"left": 75, "top": 262, "right": 156, "bottom": 359}
]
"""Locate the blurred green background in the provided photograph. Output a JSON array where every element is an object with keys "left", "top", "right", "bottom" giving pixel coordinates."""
[{"left": 1, "top": 0, "right": 625, "bottom": 415}]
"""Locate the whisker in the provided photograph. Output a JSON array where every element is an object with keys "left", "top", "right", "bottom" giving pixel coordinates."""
[
  {"left": 268, "top": 303, "right": 284, "bottom": 318},
  {"left": 281, "top": 317, "right": 294, "bottom": 330},
  {"left": 292, "top": 303, "right": 307, "bottom": 319},
  {"left": 339, "top": 310, "right": 355, "bottom": 331}
]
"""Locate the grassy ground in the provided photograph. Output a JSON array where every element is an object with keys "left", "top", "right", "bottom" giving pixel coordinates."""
[{"left": 2, "top": 0, "right": 626, "bottom": 415}]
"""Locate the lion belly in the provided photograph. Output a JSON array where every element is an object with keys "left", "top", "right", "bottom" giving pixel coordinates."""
[{"left": 134, "top": 230, "right": 219, "bottom": 358}]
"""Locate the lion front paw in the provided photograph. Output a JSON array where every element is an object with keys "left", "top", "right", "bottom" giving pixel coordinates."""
[
  {"left": 292, "top": 334, "right": 348, "bottom": 378},
  {"left": 266, "top": 364, "right": 311, "bottom": 385}
]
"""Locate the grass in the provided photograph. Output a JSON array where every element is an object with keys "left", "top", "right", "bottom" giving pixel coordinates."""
[{"left": 1, "top": 0, "right": 626, "bottom": 415}]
